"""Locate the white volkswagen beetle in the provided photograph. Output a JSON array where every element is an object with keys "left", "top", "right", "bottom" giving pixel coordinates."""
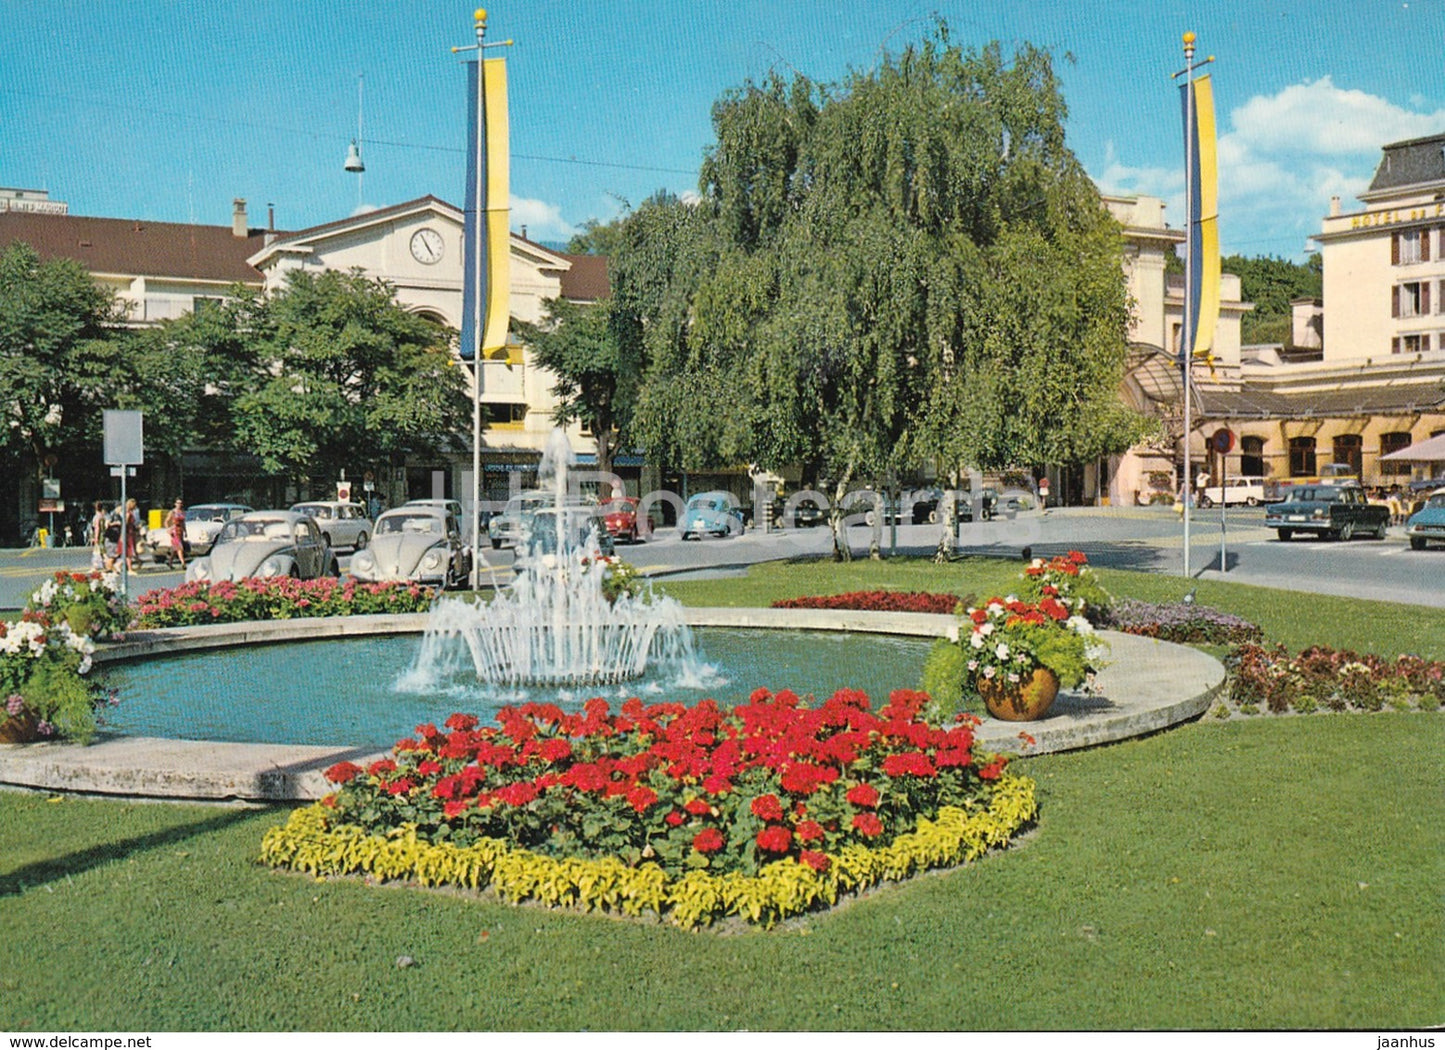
[
  {"left": 186, "top": 511, "right": 338, "bottom": 583},
  {"left": 349, "top": 506, "right": 471, "bottom": 590}
]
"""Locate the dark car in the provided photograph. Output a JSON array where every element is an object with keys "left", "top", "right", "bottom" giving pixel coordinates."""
[{"left": 1263, "top": 483, "right": 1390, "bottom": 541}]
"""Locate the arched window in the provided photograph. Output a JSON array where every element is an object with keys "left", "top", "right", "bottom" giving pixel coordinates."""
[
  {"left": 1332, "top": 434, "right": 1362, "bottom": 475},
  {"left": 1379, "top": 431, "right": 1413, "bottom": 477},
  {"left": 1288, "top": 437, "right": 1316, "bottom": 477},
  {"left": 1240, "top": 436, "right": 1266, "bottom": 477}
]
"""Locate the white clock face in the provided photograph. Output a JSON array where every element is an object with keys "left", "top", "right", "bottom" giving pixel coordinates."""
[{"left": 410, "top": 227, "right": 444, "bottom": 264}]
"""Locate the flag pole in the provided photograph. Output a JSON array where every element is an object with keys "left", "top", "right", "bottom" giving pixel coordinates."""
[{"left": 1174, "top": 31, "right": 1213, "bottom": 579}]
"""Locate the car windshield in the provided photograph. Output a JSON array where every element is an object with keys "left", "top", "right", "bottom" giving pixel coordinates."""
[
  {"left": 1428, "top": 494, "right": 1445, "bottom": 510},
  {"left": 689, "top": 498, "right": 723, "bottom": 512},
  {"left": 190, "top": 506, "right": 234, "bottom": 523},
  {"left": 602, "top": 499, "right": 636, "bottom": 514},
  {"left": 377, "top": 513, "right": 442, "bottom": 535},
  {"left": 215, "top": 517, "right": 290, "bottom": 544},
  {"left": 293, "top": 504, "right": 332, "bottom": 519}
]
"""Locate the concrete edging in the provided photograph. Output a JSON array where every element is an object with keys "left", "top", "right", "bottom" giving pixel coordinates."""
[{"left": 1, "top": 609, "right": 1225, "bottom": 801}]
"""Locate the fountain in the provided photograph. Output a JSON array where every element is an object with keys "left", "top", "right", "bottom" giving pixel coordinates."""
[{"left": 411, "top": 429, "right": 703, "bottom": 686}]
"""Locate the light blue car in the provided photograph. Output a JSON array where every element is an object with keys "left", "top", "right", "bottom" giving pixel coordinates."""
[
  {"left": 677, "top": 491, "right": 744, "bottom": 540},
  {"left": 1405, "top": 488, "right": 1445, "bottom": 550}
]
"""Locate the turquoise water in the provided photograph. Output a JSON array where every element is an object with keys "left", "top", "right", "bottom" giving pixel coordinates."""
[{"left": 99, "top": 628, "right": 933, "bottom": 747}]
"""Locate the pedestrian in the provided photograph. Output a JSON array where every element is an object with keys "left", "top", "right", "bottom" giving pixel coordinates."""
[
  {"left": 123, "top": 497, "right": 142, "bottom": 572},
  {"left": 1038, "top": 476, "right": 1050, "bottom": 511},
  {"left": 90, "top": 500, "right": 111, "bottom": 571},
  {"left": 164, "top": 498, "right": 187, "bottom": 570},
  {"left": 102, "top": 507, "right": 122, "bottom": 572}
]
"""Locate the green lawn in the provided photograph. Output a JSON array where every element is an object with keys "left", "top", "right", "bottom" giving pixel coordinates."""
[
  {"left": 2, "top": 715, "right": 1440, "bottom": 1030},
  {"left": 1, "top": 554, "right": 1442, "bottom": 1031}
]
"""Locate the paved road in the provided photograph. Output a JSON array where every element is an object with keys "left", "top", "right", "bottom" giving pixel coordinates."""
[{"left": 3, "top": 504, "right": 1442, "bottom": 610}]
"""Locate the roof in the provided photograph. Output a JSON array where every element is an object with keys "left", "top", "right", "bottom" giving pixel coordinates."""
[
  {"left": 557, "top": 252, "right": 609, "bottom": 301},
  {"left": 1366, "top": 133, "right": 1445, "bottom": 194},
  {"left": 1197, "top": 383, "right": 1445, "bottom": 420},
  {"left": 0, "top": 211, "right": 272, "bottom": 284}
]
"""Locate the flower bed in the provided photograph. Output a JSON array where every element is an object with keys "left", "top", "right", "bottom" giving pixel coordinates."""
[
  {"left": 132, "top": 577, "right": 436, "bottom": 628},
  {"left": 1224, "top": 643, "right": 1444, "bottom": 715},
  {"left": 261, "top": 688, "right": 1038, "bottom": 927},
  {"left": 1101, "top": 598, "right": 1263, "bottom": 646},
  {"left": 1, "top": 571, "right": 121, "bottom": 743},
  {"left": 771, "top": 591, "right": 963, "bottom": 615}
]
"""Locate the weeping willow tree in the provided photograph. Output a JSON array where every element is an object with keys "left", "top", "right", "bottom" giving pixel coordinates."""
[{"left": 630, "top": 25, "right": 1146, "bottom": 558}]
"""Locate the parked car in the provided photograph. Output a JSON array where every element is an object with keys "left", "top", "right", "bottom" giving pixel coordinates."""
[
  {"left": 514, "top": 506, "right": 616, "bottom": 572},
  {"left": 678, "top": 491, "right": 744, "bottom": 540},
  {"left": 1404, "top": 487, "right": 1445, "bottom": 550},
  {"left": 909, "top": 487, "right": 999, "bottom": 523},
  {"left": 600, "top": 496, "right": 644, "bottom": 543},
  {"left": 487, "top": 490, "right": 555, "bottom": 549},
  {"left": 349, "top": 505, "right": 471, "bottom": 589},
  {"left": 403, "top": 499, "right": 469, "bottom": 543},
  {"left": 1198, "top": 476, "right": 1267, "bottom": 508},
  {"left": 1263, "top": 483, "right": 1390, "bottom": 541},
  {"left": 290, "top": 501, "right": 373, "bottom": 551},
  {"left": 185, "top": 511, "right": 337, "bottom": 583},
  {"left": 145, "top": 502, "right": 253, "bottom": 561}
]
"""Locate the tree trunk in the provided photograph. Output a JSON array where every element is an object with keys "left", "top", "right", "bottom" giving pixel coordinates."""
[{"left": 829, "top": 472, "right": 854, "bottom": 562}]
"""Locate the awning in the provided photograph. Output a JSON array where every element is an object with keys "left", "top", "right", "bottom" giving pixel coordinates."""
[{"left": 1379, "top": 432, "right": 1445, "bottom": 462}]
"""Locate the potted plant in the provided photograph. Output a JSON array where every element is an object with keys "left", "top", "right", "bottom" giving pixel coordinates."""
[
  {"left": 1017, "top": 550, "right": 1112, "bottom": 623},
  {"left": 924, "top": 595, "right": 1105, "bottom": 722}
]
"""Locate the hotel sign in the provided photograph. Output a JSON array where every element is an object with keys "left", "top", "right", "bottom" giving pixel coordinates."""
[
  {"left": 0, "top": 198, "right": 68, "bottom": 216},
  {"left": 1351, "top": 202, "right": 1445, "bottom": 229}
]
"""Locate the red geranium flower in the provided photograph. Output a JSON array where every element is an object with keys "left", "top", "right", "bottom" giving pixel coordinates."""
[
  {"left": 852, "top": 812, "right": 885, "bottom": 838},
  {"left": 977, "top": 759, "right": 1007, "bottom": 781},
  {"left": 756, "top": 825, "right": 793, "bottom": 853},
  {"left": 750, "top": 794, "right": 785, "bottom": 822},
  {"left": 665, "top": 809, "right": 685, "bottom": 827},
  {"left": 323, "top": 760, "right": 363, "bottom": 784},
  {"left": 627, "top": 785, "right": 659, "bottom": 813},
  {"left": 795, "top": 820, "right": 825, "bottom": 843},
  {"left": 845, "top": 783, "right": 880, "bottom": 808},
  {"left": 692, "top": 828, "right": 725, "bottom": 854},
  {"left": 684, "top": 798, "right": 711, "bottom": 816},
  {"left": 445, "top": 713, "right": 479, "bottom": 732},
  {"left": 799, "top": 849, "right": 830, "bottom": 873}
]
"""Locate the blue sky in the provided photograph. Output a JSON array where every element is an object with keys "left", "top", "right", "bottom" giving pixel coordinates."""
[{"left": 2, "top": 0, "right": 1442, "bottom": 261}]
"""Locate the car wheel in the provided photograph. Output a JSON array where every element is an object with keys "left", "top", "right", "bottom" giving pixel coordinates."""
[
  {"left": 1246, "top": 497, "right": 1259, "bottom": 507},
  {"left": 354, "top": 531, "right": 368, "bottom": 550},
  {"left": 1199, "top": 496, "right": 1212, "bottom": 509},
  {"left": 1410, "top": 537, "right": 1426, "bottom": 550},
  {"left": 1372, "top": 522, "right": 1388, "bottom": 540},
  {"left": 1277, "top": 528, "right": 1293, "bottom": 541},
  {"left": 1338, "top": 521, "right": 1355, "bottom": 542},
  {"left": 491, "top": 538, "right": 502, "bottom": 549}
]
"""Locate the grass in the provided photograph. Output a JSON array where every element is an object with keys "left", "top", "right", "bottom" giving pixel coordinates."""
[
  {"left": 1, "top": 552, "right": 1442, "bottom": 1031},
  {"left": 655, "top": 555, "right": 1445, "bottom": 657},
  {"left": 1, "top": 715, "right": 1440, "bottom": 1030}
]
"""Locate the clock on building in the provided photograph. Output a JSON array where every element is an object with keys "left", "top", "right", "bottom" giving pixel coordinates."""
[{"left": 410, "top": 227, "right": 444, "bottom": 264}]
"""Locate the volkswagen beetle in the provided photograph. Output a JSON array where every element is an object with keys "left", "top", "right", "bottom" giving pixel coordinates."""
[
  {"left": 185, "top": 511, "right": 337, "bottom": 583},
  {"left": 349, "top": 505, "right": 471, "bottom": 589}
]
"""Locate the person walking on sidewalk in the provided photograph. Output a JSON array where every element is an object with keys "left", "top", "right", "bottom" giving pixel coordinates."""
[{"left": 164, "top": 499, "right": 187, "bottom": 570}]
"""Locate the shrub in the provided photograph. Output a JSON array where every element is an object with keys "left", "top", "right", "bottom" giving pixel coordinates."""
[
  {"left": 1100, "top": 598, "right": 1263, "bottom": 646},
  {"left": 132, "top": 577, "right": 436, "bottom": 628},
  {"left": 1225, "top": 643, "right": 1445, "bottom": 715},
  {"left": 771, "top": 591, "right": 964, "bottom": 615}
]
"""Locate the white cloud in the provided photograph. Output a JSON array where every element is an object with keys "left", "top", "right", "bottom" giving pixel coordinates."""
[
  {"left": 509, "top": 195, "right": 576, "bottom": 242},
  {"left": 1095, "top": 79, "right": 1444, "bottom": 259}
]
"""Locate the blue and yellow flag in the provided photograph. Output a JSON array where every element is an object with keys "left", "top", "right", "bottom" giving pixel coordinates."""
[
  {"left": 460, "top": 56, "right": 510, "bottom": 361},
  {"left": 1179, "top": 72, "right": 1219, "bottom": 365}
]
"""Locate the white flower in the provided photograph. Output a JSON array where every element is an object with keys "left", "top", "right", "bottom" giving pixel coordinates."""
[
  {"left": 982, "top": 666, "right": 997, "bottom": 679},
  {"left": 978, "top": 622, "right": 994, "bottom": 637},
  {"left": 969, "top": 632, "right": 985, "bottom": 650},
  {"left": 994, "top": 642, "right": 1010, "bottom": 661}
]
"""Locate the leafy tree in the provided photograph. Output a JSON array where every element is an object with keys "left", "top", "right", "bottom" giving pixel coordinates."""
[
  {"left": 0, "top": 242, "right": 121, "bottom": 489},
  {"left": 518, "top": 294, "right": 639, "bottom": 478},
  {"left": 1221, "top": 253, "right": 1322, "bottom": 345},
  {"left": 231, "top": 269, "right": 469, "bottom": 489},
  {"left": 626, "top": 31, "right": 1144, "bottom": 558}
]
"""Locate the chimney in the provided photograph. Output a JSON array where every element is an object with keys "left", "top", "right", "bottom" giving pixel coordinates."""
[
  {"left": 232, "top": 198, "right": 248, "bottom": 238},
  {"left": 267, "top": 203, "right": 275, "bottom": 230},
  {"left": 1330, "top": 195, "right": 1341, "bottom": 217}
]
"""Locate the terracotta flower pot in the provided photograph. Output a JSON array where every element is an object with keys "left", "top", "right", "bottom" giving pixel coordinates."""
[
  {"left": 978, "top": 667, "right": 1060, "bottom": 722},
  {"left": 0, "top": 708, "right": 43, "bottom": 744}
]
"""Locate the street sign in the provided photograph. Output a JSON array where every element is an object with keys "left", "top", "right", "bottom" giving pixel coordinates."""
[
  {"left": 1210, "top": 427, "right": 1235, "bottom": 454},
  {"left": 103, "top": 409, "right": 144, "bottom": 465},
  {"left": 108, "top": 466, "right": 136, "bottom": 477}
]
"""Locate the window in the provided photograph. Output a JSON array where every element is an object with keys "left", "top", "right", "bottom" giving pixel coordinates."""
[
  {"left": 193, "top": 296, "right": 224, "bottom": 317},
  {"left": 1380, "top": 431, "right": 1413, "bottom": 477},
  {"left": 1240, "top": 436, "right": 1266, "bottom": 478},
  {"left": 483, "top": 403, "right": 527, "bottom": 429},
  {"left": 1393, "top": 281, "right": 1430, "bottom": 317},
  {"left": 1332, "top": 434, "right": 1362, "bottom": 476},
  {"left": 1392, "top": 333, "right": 1430, "bottom": 354},
  {"left": 1393, "top": 229, "right": 1428, "bottom": 265},
  {"left": 1288, "top": 436, "right": 1316, "bottom": 478}
]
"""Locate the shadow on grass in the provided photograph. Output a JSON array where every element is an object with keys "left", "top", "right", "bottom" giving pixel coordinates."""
[{"left": 0, "top": 805, "right": 263, "bottom": 897}]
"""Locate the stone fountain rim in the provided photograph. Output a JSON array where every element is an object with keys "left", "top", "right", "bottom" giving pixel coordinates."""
[{"left": 1, "top": 609, "right": 1225, "bottom": 802}]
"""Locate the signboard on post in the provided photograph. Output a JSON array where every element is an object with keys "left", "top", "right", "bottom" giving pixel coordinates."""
[{"left": 103, "top": 410, "right": 144, "bottom": 465}]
